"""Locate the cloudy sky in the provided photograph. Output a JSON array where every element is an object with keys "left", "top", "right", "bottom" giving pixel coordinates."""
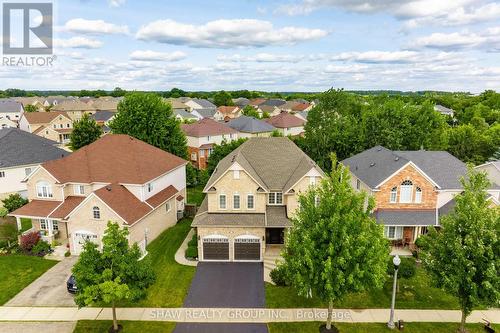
[{"left": 2, "top": 0, "right": 500, "bottom": 92}]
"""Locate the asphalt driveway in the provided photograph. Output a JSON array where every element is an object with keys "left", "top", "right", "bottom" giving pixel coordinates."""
[
  {"left": 6, "top": 256, "right": 77, "bottom": 307},
  {"left": 174, "top": 262, "right": 268, "bottom": 333}
]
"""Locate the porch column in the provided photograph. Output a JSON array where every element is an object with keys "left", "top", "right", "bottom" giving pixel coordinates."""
[
  {"left": 414, "top": 227, "right": 420, "bottom": 242},
  {"left": 47, "top": 220, "right": 53, "bottom": 236},
  {"left": 16, "top": 216, "right": 21, "bottom": 231}
]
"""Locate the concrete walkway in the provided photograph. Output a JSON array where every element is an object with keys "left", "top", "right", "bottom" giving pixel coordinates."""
[
  {"left": 0, "top": 307, "right": 499, "bottom": 324},
  {"left": 174, "top": 229, "right": 198, "bottom": 267},
  {"left": 0, "top": 321, "right": 76, "bottom": 333}
]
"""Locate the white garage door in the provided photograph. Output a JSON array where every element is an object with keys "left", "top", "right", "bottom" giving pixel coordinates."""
[{"left": 73, "top": 232, "right": 99, "bottom": 255}]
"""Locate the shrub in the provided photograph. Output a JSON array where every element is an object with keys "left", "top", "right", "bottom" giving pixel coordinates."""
[
  {"left": 270, "top": 265, "right": 289, "bottom": 286},
  {"left": 188, "top": 233, "right": 198, "bottom": 247},
  {"left": 32, "top": 240, "right": 51, "bottom": 256},
  {"left": 414, "top": 236, "right": 426, "bottom": 249},
  {"left": 0, "top": 207, "right": 8, "bottom": 217},
  {"left": 185, "top": 246, "right": 198, "bottom": 259},
  {"left": 1, "top": 194, "right": 28, "bottom": 213},
  {"left": 387, "top": 257, "right": 416, "bottom": 279},
  {"left": 64, "top": 251, "right": 71, "bottom": 257},
  {"left": 20, "top": 231, "right": 40, "bottom": 252}
]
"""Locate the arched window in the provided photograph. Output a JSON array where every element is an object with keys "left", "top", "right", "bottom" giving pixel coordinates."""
[
  {"left": 36, "top": 181, "right": 53, "bottom": 198},
  {"left": 92, "top": 206, "right": 100, "bottom": 219},
  {"left": 400, "top": 180, "right": 413, "bottom": 203},
  {"left": 415, "top": 187, "right": 422, "bottom": 203},
  {"left": 390, "top": 187, "right": 397, "bottom": 203}
]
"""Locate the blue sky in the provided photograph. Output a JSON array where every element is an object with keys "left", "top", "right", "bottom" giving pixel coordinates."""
[{"left": 2, "top": 0, "right": 500, "bottom": 92}]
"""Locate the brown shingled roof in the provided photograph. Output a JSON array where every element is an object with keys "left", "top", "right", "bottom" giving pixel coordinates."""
[
  {"left": 180, "top": 118, "right": 238, "bottom": 137},
  {"left": 217, "top": 106, "right": 239, "bottom": 115},
  {"left": 23, "top": 111, "right": 72, "bottom": 124},
  {"left": 266, "top": 112, "right": 305, "bottom": 128},
  {"left": 42, "top": 134, "right": 187, "bottom": 184},
  {"left": 146, "top": 185, "right": 178, "bottom": 208},
  {"left": 49, "top": 196, "right": 85, "bottom": 219},
  {"left": 94, "top": 183, "right": 152, "bottom": 225},
  {"left": 10, "top": 200, "right": 62, "bottom": 218}
]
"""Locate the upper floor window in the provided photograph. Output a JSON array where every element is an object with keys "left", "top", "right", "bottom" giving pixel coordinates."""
[
  {"left": 315, "top": 195, "right": 320, "bottom": 207},
  {"left": 247, "top": 194, "right": 254, "bottom": 209},
  {"left": 53, "top": 124, "right": 56, "bottom": 128},
  {"left": 60, "top": 124, "right": 63, "bottom": 128},
  {"left": 166, "top": 201, "right": 171, "bottom": 212},
  {"left": 0, "top": 171, "right": 5, "bottom": 178},
  {"left": 415, "top": 187, "right": 422, "bottom": 203},
  {"left": 268, "top": 192, "right": 283, "bottom": 205},
  {"left": 67, "top": 123, "right": 70, "bottom": 128},
  {"left": 25, "top": 168, "right": 32, "bottom": 177},
  {"left": 207, "top": 135, "right": 211, "bottom": 141},
  {"left": 147, "top": 183, "right": 153, "bottom": 193},
  {"left": 199, "top": 149, "right": 205, "bottom": 157},
  {"left": 233, "top": 170, "right": 240, "bottom": 179},
  {"left": 390, "top": 187, "right": 397, "bottom": 203},
  {"left": 399, "top": 180, "right": 413, "bottom": 203},
  {"left": 92, "top": 206, "right": 101, "bottom": 219},
  {"left": 74, "top": 185, "right": 85, "bottom": 195},
  {"left": 219, "top": 194, "right": 226, "bottom": 209},
  {"left": 36, "top": 181, "right": 53, "bottom": 198},
  {"left": 310, "top": 176, "right": 316, "bottom": 186},
  {"left": 190, "top": 152, "right": 197, "bottom": 161},
  {"left": 233, "top": 193, "right": 240, "bottom": 209}
]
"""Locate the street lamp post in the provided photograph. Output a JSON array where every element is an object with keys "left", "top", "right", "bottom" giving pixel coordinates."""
[{"left": 388, "top": 254, "right": 401, "bottom": 329}]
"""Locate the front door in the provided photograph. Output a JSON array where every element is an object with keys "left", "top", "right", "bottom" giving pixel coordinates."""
[
  {"left": 403, "top": 227, "right": 414, "bottom": 245},
  {"left": 266, "top": 228, "right": 284, "bottom": 244}
]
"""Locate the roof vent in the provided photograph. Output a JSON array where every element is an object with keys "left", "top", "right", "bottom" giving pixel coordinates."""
[
  {"left": 394, "top": 157, "right": 399, "bottom": 161},
  {"left": 369, "top": 162, "right": 376, "bottom": 167},
  {"left": 377, "top": 147, "right": 382, "bottom": 151},
  {"left": 106, "top": 185, "right": 112, "bottom": 191}
]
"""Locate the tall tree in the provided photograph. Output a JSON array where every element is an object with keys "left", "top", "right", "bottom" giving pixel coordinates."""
[
  {"left": 72, "top": 222, "right": 155, "bottom": 333},
  {"left": 24, "top": 104, "right": 38, "bottom": 113},
  {"left": 213, "top": 90, "right": 234, "bottom": 107},
  {"left": 303, "top": 89, "right": 364, "bottom": 171},
  {"left": 241, "top": 105, "right": 261, "bottom": 118},
  {"left": 282, "top": 155, "right": 389, "bottom": 332},
  {"left": 69, "top": 113, "right": 103, "bottom": 150},
  {"left": 420, "top": 168, "right": 499, "bottom": 333},
  {"left": 446, "top": 124, "right": 496, "bottom": 164},
  {"left": 110, "top": 92, "right": 188, "bottom": 158}
]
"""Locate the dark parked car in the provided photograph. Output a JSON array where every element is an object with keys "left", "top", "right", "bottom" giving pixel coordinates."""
[{"left": 67, "top": 275, "right": 77, "bottom": 293}]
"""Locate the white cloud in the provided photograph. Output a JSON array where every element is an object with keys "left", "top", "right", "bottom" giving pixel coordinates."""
[
  {"left": 331, "top": 51, "right": 420, "bottom": 63},
  {"left": 64, "top": 18, "right": 129, "bottom": 35},
  {"left": 129, "top": 50, "right": 187, "bottom": 61},
  {"left": 218, "top": 53, "right": 306, "bottom": 63},
  {"left": 109, "top": 0, "right": 125, "bottom": 8},
  {"left": 411, "top": 27, "right": 500, "bottom": 51},
  {"left": 136, "top": 19, "right": 328, "bottom": 48},
  {"left": 54, "top": 37, "right": 103, "bottom": 49}
]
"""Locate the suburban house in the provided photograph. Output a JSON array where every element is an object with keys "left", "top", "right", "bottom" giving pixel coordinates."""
[
  {"left": 191, "top": 108, "right": 217, "bottom": 120},
  {"left": 91, "top": 111, "right": 115, "bottom": 134},
  {"left": 88, "top": 97, "right": 120, "bottom": 112},
  {"left": 174, "top": 109, "right": 199, "bottom": 122},
  {"left": 227, "top": 115, "right": 275, "bottom": 138},
  {"left": 181, "top": 118, "right": 239, "bottom": 169},
  {"left": 0, "top": 99, "right": 24, "bottom": 127},
  {"left": 51, "top": 99, "right": 96, "bottom": 121},
  {"left": 294, "top": 110, "right": 309, "bottom": 122},
  {"left": 341, "top": 146, "right": 500, "bottom": 248},
  {"left": 192, "top": 137, "right": 324, "bottom": 262},
  {"left": 19, "top": 111, "right": 74, "bottom": 144},
  {"left": 0, "top": 128, "right": 69, "bottom": 204},
  {"left": 181, "top": 98, "right": 217, "bottom": 113},
  {"left": 214, "top": 106, "right": 241, "bottom": 121},
  {"left": 165, "top": 98, "right": 191, "bottom": 112},
  {"left": 232, "top": 97, "right": 250, "bottom": 107},
  {"left": 279, "top": 101, "right": 312, "bottom": 113},
  {"left": 266, "top": 112, "right": 305, "bottom": 136},
  {"left": 434, "top": 104, "right": 454, "bottom": 117},
  {"left": 475, "top": 161, "right": 500, "bottom": 200},
  {"left": 257, "top": 105, "right": 281, "bottom": 117},
  {"left": 10, "top": 134, "right": 187, "bottom": 255}
]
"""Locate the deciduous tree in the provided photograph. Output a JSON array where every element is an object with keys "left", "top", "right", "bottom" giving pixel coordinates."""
[{"left": 69, "top": 114, "right": 102, "bottom": 150}]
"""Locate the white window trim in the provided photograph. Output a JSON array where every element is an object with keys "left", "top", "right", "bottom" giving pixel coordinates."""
[
  {"left": 415, "top": 187, "right": 422, "bottom": 203},
  {"left": 74, "top": 185, "right": 85, "bottom": 195},
  {"left": 390, "top": 187, "right": 397, "bottom": 203},
  {"left": 268, "top": 192, "right": 283, "bottom": 205},
  {"left": 92, "top": 206, "right": 101, "bottom": 220},
  {"left": 166, "top": 201, "right": 171, "bottom": 213},
  {"left": 219, "top": 194, "right": 227, "bottom": 210},
  {"left": 0, "top": 171, "right": 5, "bottom": 178},
  {"left": 400, "top": 182, "right": 413, "bottom": 203},
  {"left": 233, "top": 170, "right": 240, "bottom": 179},
  {"left": 36, "top": 181, "right": 53, "bottom": 198},
  {"left": 310, "top": 176, "right": 316, "bottom": 186},
  {"left": 247, "top": 193, "right": 255, "bottom": 210}
]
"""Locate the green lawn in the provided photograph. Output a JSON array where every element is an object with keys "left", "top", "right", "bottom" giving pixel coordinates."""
[
  {"left": 269, "top": 322, "right": 499, "bottom": 333},
  {"left": 0, "top": 255, "right": 58, "bottom": 305},
  {"left": 73, "top": 320, "right": 175, "bottom": 333},
  {"left": 20, "top": 218, "right": 32, "bottom": 232},
  {"left": 187, "top": 185, "right": 205, "bottom": 206},
  {"left": 118, "top": 218, "right": 196, "bottom": 307},
  {"left": 266, "top": 267, "right": 459, "bottom": 309}
]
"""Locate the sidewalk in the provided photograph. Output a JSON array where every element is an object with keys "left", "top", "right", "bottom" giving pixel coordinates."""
[{"left": 0, "top": 307, "right": 499, "bottom": 324}]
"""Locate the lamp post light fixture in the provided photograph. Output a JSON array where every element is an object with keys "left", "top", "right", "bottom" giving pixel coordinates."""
[{"left": 388, "top": 254, "right": 401, "bottom": 329}]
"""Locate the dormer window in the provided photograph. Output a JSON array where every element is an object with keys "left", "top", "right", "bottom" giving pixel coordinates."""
[
  {"left": 36, "top": 181, "right": 53, "bottom": 198},
  {"left": 268, "top": 192, "right": 283, "bottom": 205},
  {"left": 92, "top": 206, "right": 100, "bottom": 219},
  {"left": 415, "top": 187, "right": 422, "bottom": 203},
  {"left": 400, "top": 180, "right": 413, "bottom": 203},
  {"left": 75, "top": 185, "right": 85, "bottom": 195}
]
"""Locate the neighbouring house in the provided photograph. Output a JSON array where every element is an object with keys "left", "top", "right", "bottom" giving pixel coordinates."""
[
  {"left": 19, "top": 111, "right": 74, "bottom": 144},
  {"left": 260, "top": 99, "right": 286, "bottom": 108},
  {"left": 214, "top": 106, "right": 241, "bottom": 121},
  {"left": 91, "top": 111, "right": 115, "bottom": 134},
  {"left": 248, "top": 98, "right": 267, "bottom": 107},
  {"left": 51, "top": 99, "right": 96, "bottom": 121},
  {"left": 89, "top": 97, "right": 120, "bottom": 112},
  {"left": 227, "top": 115, "right": 275, "bottom": 138},
  {"left": 232, "top": 97, "right": 250, "bottom": 107},
  {"left": 0, "top": 99, "right": 24, "bottom": 126},
  {"left": 181, "top": 118, "right": 239, "bottom": 170},
  {"left": 192, "top": 108, "right": 217, "bottom": 120},
  {"left": 183, "top": 98, "right": 216, "bottom": 112},
  {"left": 257, "top": 105, "right": 281, "bottom": 117},
  {"left": 475, "top": 161, "right": 500, "bottom": 200},
  {"left": 192, "top": 137, "right": 324, "bottom": 262},
  {"left": 14, "top": 97, "right": 46, "bottom": 111},
  {"left": 434, "top": 104, "right": 454, "bottom": 117},
  {"left": 294, "top": 110, "right": 309, "bottom": 122},
  {"left": 165, "top": 98, "right": 191, "bottom": 112},
  {"left": 341, "top": 146, "right": 500, "bottom": 249},
  {"left": 9, "top": 134, "right": 187, "bottom": 254},
  {"left": 0, "top": 128, "right": 69, "bottom": 204},
  {"left": 174, "top": 109, "right": 199, "bottom": 122},
  {"left": 279, "top": 101, "right": 312, "bottom": 113},
  {"left": 266, "top": 112, "right": 305, "bottom": 136}
]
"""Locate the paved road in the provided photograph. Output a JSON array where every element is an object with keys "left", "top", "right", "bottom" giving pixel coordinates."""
[
  {"left": 174, "top": 262, "right": 268, "bottom": 333},
  {"left": 6, "top": 257, "right": 77, "bottom": 307}
]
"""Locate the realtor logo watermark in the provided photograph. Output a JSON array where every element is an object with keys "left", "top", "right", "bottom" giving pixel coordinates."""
[{"left": 2, "top": 1, "right": 55, "bottom": 66}]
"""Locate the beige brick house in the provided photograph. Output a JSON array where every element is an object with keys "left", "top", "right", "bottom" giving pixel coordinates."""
[
  {"left": 19, "top": 111, "right": 74, "bottom": 144},
  {"left": 342, "top": 146, "right": 500, "bottom": 248},
  {"left": 192, "top": 137, "right": 324, "bottom": 262},
  {"left": 10, "top": 134, "right": 187, "bottom": 255}
]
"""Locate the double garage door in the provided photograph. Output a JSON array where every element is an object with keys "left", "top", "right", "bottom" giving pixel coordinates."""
[{"left": 202, "top": 236, "right": 260, "bottom": 261}]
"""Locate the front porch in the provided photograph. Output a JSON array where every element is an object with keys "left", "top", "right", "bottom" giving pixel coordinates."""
[{"left": 17, "top": 217, "right": 68, "bottom": 246}]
